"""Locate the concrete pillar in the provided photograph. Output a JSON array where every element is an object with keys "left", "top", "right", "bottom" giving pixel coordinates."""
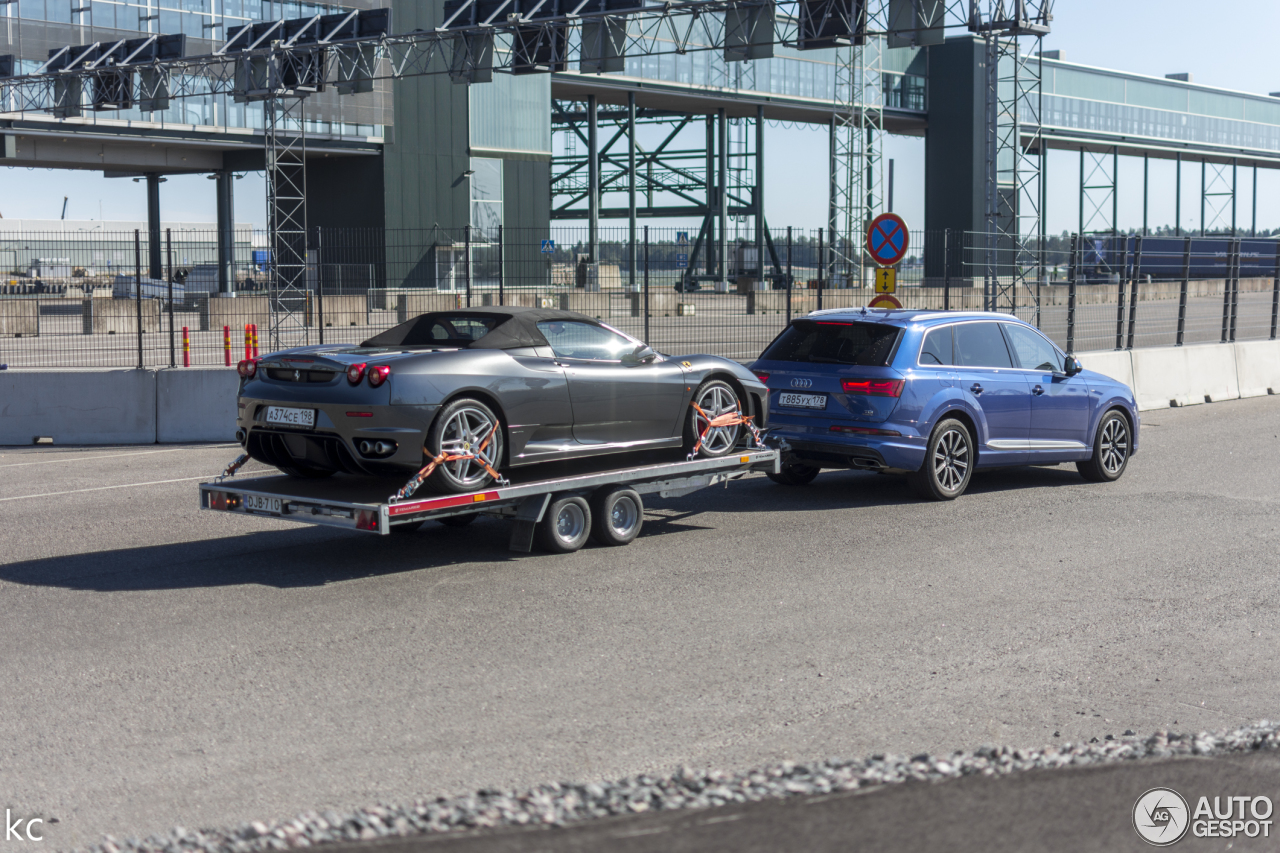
[
  {"left": 587, "top": 94, "right": 598, "bottom": 262},
  {"left": 215, "top": 170, "right": 235, "bottom": 294},
  {"left": 146, "top": 172, "right": 162, "bottom": 280}
]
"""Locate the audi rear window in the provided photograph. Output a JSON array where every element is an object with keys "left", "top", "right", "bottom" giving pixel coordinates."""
[{"left": 761, "top": 320, "right": 901, "bottom": 366}]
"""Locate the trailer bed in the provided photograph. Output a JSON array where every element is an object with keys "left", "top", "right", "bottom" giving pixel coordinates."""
[{"left": 200, "top": 448, "right": 779, "bottom": 552}]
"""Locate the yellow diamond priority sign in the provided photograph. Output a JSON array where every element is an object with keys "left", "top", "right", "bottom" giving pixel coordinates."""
[{"left": 874, "top": 267, "right": 897, "bottom": 294}]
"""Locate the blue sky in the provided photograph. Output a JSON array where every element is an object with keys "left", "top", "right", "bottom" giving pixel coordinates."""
[{"left": 2, "top": 0, "right": 1277, "bottom": 233}]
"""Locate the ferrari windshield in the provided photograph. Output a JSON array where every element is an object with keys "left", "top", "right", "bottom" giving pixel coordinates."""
[
  {"left": 361, "top": 313, "right": 507, "bottom": 348},
  {"left": 761, "top": 319, "right": 900, "bottom": 366}
]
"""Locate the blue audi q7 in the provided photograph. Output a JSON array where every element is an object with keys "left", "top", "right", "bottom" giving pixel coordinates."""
[{"left": 750, "top": 309, "right": 1140, "bottom": 500}]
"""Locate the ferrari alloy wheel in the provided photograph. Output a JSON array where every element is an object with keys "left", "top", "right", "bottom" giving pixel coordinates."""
[
  {"left": 908, "top": 417, "right": 973, "bottom": 501},
  {"left": 538, "top": 495, "right": 592, "bottom": 553},
  {"left": 1077, "top": 410, "right": 1131, "bottom": 483},
  {"left": 590, "top": 486, "right": 644, "bottom": 547},
  {"left": 684, "top": 379, "right": 743, "bottom": 458},
  {"left": 425, "top": 397, "right": 505, "bottom": 495}
]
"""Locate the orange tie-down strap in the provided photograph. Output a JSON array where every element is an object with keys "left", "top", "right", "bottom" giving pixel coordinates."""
[
  {"left": 688, "top": 401, "right": 764, "bottom": 457},
  {"left": 218, "top": 452, "right": 250, "bottom": 481},
  {"left": 390, "top": 433, "right": 509, "bottom": 503}
]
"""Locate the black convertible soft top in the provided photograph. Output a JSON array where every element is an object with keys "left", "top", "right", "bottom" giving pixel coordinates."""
[{"left": 361, "top": 305, "right": 601, "bottom": 350}]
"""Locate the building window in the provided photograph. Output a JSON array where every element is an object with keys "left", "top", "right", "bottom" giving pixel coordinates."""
[{"left": 470, "top": 157, "right": 503, "bottom": 241}]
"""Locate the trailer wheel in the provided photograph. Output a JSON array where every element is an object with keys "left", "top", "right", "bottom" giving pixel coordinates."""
[
  {"left": 438, "top": 513, "right": 477, "bottom": 528},
  {"left": 537, "top": 495, "right": 592, "bottom": 554},
  {"left": 590, "top": 487, "right": 643, "bottom": 547}
]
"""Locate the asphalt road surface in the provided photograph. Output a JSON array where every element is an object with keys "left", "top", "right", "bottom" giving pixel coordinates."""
[{"left": 1, "top": 395, "right": 1278, "bottom": 850}]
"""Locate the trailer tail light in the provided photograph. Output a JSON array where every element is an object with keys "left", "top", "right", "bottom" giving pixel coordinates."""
[
  {"left": 366, "top": 365, "right": 391, "bottom": 388},
  {"left": 355, "top": 509, "right": 379, "bottom": 531},
  {"left": 754, "top": 372, "right": 770, "bottom": 385},
  {"left": 346, "top": 362, "right": 367, "bottom": 385},
  {"left": 830, "top": 425, "right": 903, "bottom": 437},
  {"left": 841, "top": 378, "right": 904, "bottom": 397},
  {"left": 206, "top": 490, "right": 241, "bottom": 510},
  {"left": 236, "top": 359, "right": 259, "bottom": 379}
]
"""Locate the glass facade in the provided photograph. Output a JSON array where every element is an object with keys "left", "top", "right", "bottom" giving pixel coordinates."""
[
  {"left": 469, "top": 72, "right": 552, "bottom": 154},
  {"left": 1041, "top": 61, "right": 1280, "bottom": 155},
  {"left": 470, "top": 157, "right": 502, "bottom": 240},
  {"left": 0, "top": 0, "right": 382, "bottom": 138}
]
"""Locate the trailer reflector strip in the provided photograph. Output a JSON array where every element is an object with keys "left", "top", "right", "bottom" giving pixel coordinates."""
[{"left": 388, "top": 490, "right": 501, "bottom": 516}]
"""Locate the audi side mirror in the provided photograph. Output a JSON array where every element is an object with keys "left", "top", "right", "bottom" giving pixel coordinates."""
[{"left": 1064, "top": 357, "right": 1083, "bottom": 377}]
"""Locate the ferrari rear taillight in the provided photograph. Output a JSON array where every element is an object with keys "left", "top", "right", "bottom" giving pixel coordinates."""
[
  {"left": 841, "top": 378, "right": 904, "bottom": 397},
  {"left": 346, "top": 362, "right": 367, "bottom": 385},
  {"left": 236, "top": 359, "right": 258, "bottom": 379},
  {"left": 366, "top": 365, "right": 391, "bottom": 388}
]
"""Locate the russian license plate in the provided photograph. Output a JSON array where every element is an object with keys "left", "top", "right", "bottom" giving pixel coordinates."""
[
  {"left": 265, "top": 405, "right": 316, "bottom": 428},
  {"left": 779, "top": 392, "right": 827, "bottom": 410},
  {"left": 243, "top": 494, "right": 282, "bottom": 514}
]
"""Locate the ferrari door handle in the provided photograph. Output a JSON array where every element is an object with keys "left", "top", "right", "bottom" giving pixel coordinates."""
[
  {"left": 970, "top": 383, "right": 983, "bottom": 395},
  {"left": 1032, "top": 384, "right": 1044, "bottom": 396}
]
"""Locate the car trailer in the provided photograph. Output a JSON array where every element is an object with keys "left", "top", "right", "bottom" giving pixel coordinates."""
[{"left": 199, "top": 448, "right": 780, "bottom": 554}]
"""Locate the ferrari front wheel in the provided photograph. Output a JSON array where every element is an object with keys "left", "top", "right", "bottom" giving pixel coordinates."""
[
  {"left": 424, "top": 397, "right": 505, "bottom": 495},
  {"left": 683, "top": 379, "right": 743, "bottom": 459}
]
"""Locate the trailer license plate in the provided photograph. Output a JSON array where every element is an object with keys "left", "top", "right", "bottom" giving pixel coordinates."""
[
  {"left": 244, "top": 495, "right": 282, "bottom": 514},
  {"left": 779, "top": 392, "right": 826, "bottom": 410},
  {"left": 265, "top": 406, "right": 316, "bottom": 428}
]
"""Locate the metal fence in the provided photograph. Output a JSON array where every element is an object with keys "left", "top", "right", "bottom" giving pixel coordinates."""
[{"left": 1, "top": 227, "right": 1277, "bottom": 369}]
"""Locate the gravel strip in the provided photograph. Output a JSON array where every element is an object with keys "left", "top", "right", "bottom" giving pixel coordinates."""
[{"left": 78, "top": 720, "right": 1280, "bottom": 853}]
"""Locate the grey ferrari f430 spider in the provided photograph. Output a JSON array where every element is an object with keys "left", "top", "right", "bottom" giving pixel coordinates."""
[{"left": 234, "top": 307, "right": 769, "bottom": 494}]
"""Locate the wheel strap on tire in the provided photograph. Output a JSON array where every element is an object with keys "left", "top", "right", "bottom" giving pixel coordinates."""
[
  {"left": 389, "top": 432, "right": 509, "bottom": 503},
  {"left": 687, "top": 401, "right": 764, "bottom": 458}
]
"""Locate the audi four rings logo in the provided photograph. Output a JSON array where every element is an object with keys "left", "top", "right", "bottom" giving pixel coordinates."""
[{"left": 790, "top": 378, "right": 813, "bottom": 389}]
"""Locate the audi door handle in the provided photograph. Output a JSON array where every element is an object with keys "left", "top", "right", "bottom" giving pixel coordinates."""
[
  {"left": 1032, "top": 384, "right": 1044, "bottom": 396},
  {"left": 970, "top": 383, "right": 983, "bottom": 395}
]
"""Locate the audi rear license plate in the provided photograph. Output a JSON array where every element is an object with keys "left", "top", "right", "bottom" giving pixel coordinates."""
[
  {"left": 779, "top": 392, "right": 827, "bottom": 410},
  {"left": 244, "top": 495, "right": 282, "bottom": 514},
  {"left": 265, "top": 405, "right": 316, "bottom": 428}
]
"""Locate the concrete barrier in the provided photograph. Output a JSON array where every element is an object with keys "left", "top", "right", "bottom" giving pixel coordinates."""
[
  {"left": 1074, "top": 349, "right": 1134, "bottom": 389},
  {"left": 396, "top": 292, "right": 462, "bottom": 321},
  {"left": 208, "top": 296, "right": 270, "bottom": 335},
  {"left": 156, "top": 368, "right": 240, "bottom": 442},
  {"left": 0, "top": 368, "right": 157, "bottom": 445},
  {"left": 1232, "top": 340, "right": 1280, "bottom": 399},
  {"left": 1128, "top": 343, "right": 1240, "bottom": 411},
  {"left": 89, "top": 297, "right": 162, "bottom": 334},
  {"left": 0, "top": 300, "right": 39, "bottom": 336},
  {"left": 309, "top": 294, "right": 367, "bottom": 327}
]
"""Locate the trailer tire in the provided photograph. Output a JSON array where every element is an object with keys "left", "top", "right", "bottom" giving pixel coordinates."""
[
  {"left": 590, "top": 487, "right": 643, "bottom": 546},
  {"left": 537, "top": 495, "right": 592, "bottom": 554},
  {"left": 438, "top": 513, "right": 477, "bottom": 528}
]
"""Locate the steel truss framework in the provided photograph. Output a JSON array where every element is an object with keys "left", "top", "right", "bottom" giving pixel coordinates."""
[
  {"left": 972, "top": 0, "right": 1050, "bottom": 315},
  {"left": 266, "top": 95, "right": 308, "bottom": 349},
  {"left": 1079, "top": 147, "right": 1117, "bottom": 235}
]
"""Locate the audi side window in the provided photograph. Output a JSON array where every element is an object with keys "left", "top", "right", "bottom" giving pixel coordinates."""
[
  {"left": 537, "top": 321, "right": 634, "bottom": 361},
  {"left": 1001, "top": 324, "right": 1064, "bottom": 373},
  {"left": 919, "top": 326, "right": 953, "bottom": 366},
  {"left": 954, "top": 322, "right": 1013, "bottom": 369}
]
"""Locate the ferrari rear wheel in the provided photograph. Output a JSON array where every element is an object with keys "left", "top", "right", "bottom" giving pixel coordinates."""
[
  {"left": 684, "top": 379, "right": 743, "bottom": 459},
  {"left": 425, "top": 397, "right": 505, "bottom": 495}
]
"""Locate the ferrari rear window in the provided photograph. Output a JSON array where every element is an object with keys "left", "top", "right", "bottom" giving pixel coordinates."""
[
  {"left": 361, "top": 313, "right": 507, "bottom": 348},
  {"left": 761, "top": 320, "right": 900, "bottom": 366}
]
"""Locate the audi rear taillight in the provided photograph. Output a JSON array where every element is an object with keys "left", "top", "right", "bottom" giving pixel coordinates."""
[
  {"left": 841, "top": 378, "right": 904, "bottom": 397},
  {"left": 236, "top": 359, "right": 258, "bottom": 379},
  {"left": 346, "top": 362, "right": 367, "bottom": 385},
  {"left": 367, "top": 365, "right": 391, "bottom": 388},
  {"left": 754, "top": 372, "right": 770, "bottom": 385}
]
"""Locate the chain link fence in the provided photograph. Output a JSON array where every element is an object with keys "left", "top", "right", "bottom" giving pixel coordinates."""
[{"left": 1, "top": 227, "right": 1276, "bottom": 368}]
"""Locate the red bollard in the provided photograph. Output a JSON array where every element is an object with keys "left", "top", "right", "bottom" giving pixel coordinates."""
[
  {"left": 251, "top": 323, "right": 259, "bottom": 358},
  {"left": 223, "top": 325, "right": 231, "bottom": 367},
  {"left": 244, "top": 323, "right": 251, "bottom": 360},
  {"left": 182, "top": 327, "right": 191, "bottom": 367}
]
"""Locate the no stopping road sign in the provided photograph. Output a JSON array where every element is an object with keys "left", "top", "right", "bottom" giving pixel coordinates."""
[{"left": 866, "top": 213, "right": 909, "bottom": 267}]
